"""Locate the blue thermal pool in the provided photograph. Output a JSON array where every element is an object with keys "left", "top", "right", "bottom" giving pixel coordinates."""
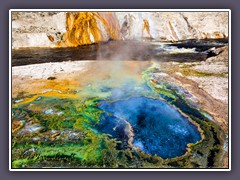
[{"left": 97, "top": 96, "right": 201, "bottom": 159}]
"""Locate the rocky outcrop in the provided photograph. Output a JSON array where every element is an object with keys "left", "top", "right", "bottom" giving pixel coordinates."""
[
  {"left": 116, "top": 12, "right": 228, "bottom": 41},
  {"left": 11, "top": 11, "right": 228, "bottom": 48},
  {"left": 12, "top": 12, "right": 66, "bottom": 48},
  {"left": 57, "top": 12, "right": 121, "bottom": 47}
]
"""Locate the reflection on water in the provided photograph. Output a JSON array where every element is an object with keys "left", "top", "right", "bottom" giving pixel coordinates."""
[{"left": 98, "top": 96, "right": 201, "bottom": 159}]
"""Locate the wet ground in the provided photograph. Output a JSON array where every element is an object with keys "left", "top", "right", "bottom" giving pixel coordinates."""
[{"left": 11, "top": 39, "right": 229, "bottom": 168}]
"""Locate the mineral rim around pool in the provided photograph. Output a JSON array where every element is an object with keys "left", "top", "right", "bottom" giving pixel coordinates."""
[
  {"left": 12, "top": 39, "right": 228, "bottom": 168},
  {"left": 97, "top": 96, "right": 202, "bottom": 159}
]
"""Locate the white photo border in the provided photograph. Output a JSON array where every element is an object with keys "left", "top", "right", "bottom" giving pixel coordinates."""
[{"left": 9, "top": 9, "right": 231, "bottom": 171}]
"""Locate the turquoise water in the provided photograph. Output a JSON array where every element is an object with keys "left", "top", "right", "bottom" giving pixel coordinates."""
[{"left": 97, "top": 96, "right": 201, "bottom": 159}]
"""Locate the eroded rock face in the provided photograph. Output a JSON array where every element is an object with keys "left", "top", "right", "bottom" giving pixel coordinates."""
[
  {"left": 116, "top": 12, "right": 228, "bottom": 41},
  {"left": 57, "top": 12, "right": 121, "bottom": 47},
  {"left": 12, "top": 12, "right": 66, "bottom": 48},
  {"left": 11, "top": 12, "right": 228, "bottom": 48},
  {"left": 181, "top": 12, "right": 228, "bottom": 39}
]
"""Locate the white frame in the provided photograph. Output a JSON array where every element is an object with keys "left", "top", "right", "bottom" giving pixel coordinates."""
[{"left": 9, "top": 9, "right": 231, "bottom": 171}]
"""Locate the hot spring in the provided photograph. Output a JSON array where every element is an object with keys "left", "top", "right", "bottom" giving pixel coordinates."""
[
  {"left": 97, "top": 96, "right": 202, "bottom": 159},
  {"left": 11, "top": 39, "right": 227, "bottom": 168}
]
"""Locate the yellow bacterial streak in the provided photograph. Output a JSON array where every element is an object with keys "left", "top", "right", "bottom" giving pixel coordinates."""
[
  {"left": 13, "top": 91, "right": 78, "bottom": 107},
  {"left": 57, "top": 12, "right": 121, "bottom": 47}
]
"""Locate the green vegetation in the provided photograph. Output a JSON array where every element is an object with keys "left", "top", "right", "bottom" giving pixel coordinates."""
[
  {"left": 11, "top": 64, "right": 227, "bottom": 168},
  {"left": 180, "top": 69, "right": 227, "bottom": 77}
]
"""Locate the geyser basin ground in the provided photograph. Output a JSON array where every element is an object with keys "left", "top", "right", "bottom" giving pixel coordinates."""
[
  {"left": 98, "top": 96, "right": 201, "bottom": 159},
  {"left": 11, "top": 49, "right": 228, "bottom": 168}
]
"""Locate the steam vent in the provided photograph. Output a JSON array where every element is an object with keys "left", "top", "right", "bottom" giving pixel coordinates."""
[{"left": 11, "top": 11, "right": 229, "bottom": 169}]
